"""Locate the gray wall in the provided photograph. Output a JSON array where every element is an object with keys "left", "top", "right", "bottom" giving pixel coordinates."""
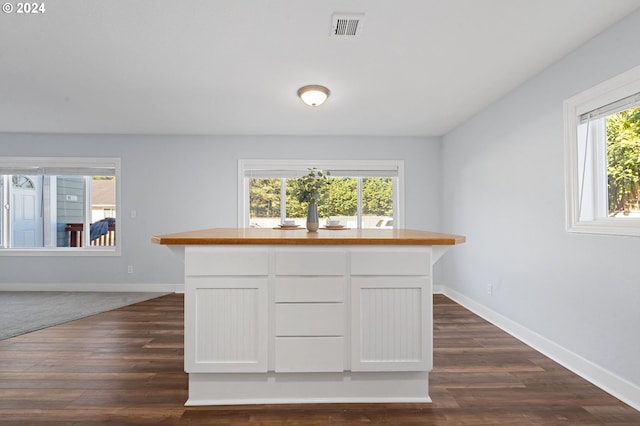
[
  {"left": 0, "top": 135, "right": 442, "bottom": 287},
  {"left": 440, "top": 11, "right": 640, "bottom": 388}
]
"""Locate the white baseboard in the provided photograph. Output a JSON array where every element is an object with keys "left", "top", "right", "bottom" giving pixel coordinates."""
[
  {"left": 438, "top": 285, "right": 640, "bottom": 412},
  {"left": 0, "top": 282, "right": 184, "bottom": 293}
]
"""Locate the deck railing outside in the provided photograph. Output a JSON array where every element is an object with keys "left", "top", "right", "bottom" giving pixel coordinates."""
[{"left": 64, "top": 222, "right": 116, "bottom": 247}]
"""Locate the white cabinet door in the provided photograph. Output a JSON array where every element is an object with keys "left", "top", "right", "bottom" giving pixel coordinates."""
[
  {"left": 351, "top": 276, "right": 432, "bottom": 372},
  {"left": 185, "top": 276, "right": 268, "bottom": 373}
]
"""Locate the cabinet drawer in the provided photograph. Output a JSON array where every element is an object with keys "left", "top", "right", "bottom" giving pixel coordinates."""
[
  {"left": 350, "top": 248, "right": 431, "bottom": 276},
  {"left": 275, "top": 277, "right": 344, "bottom": 302},
  {"left": 185, "top": 246, "right": 268, "bottom": 276},
  {"left": 275, "top": 337, "right": 344, "bottom": 372},
  {"left": 275, "top": 303, "right": 344, "bottom": 336},
  {"left": 275, "top": 249, "right": 346, "bottom": 276}
]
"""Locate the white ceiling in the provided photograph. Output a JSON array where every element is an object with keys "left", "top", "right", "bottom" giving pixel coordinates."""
[{"left": 2, "top": 0, "right": 640, "bottom": 137}]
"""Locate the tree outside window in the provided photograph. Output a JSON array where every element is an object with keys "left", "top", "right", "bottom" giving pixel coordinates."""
[{"left": 607, "top": 106, "right": 640, "bottom": 217}]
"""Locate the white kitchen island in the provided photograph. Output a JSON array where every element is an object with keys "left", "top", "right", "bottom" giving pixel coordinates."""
[{"left": 152, "top": 228, "right": 465, "bottom": 406}]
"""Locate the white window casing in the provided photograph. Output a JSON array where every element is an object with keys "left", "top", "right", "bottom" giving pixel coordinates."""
[
  {"left": 564, "top": 65, "right": 640, "bottom": 237},
  {"left": 238, "top": 159, "right": 404, "bottom": 229},
  {"left": 0, "top": 157, "right": 121, "bottom": 256}
]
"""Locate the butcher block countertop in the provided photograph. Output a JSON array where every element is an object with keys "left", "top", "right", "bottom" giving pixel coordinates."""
[{"left": 151, "top": 228, "right": 466, "bottom": 246}]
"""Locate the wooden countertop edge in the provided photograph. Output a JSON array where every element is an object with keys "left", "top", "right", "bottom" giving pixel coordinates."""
[
  {"left": 151, "top": 229, "right": 466, "bottom": 246},
  {"left": 150, "top": 237, "right": 464, "bottom": 245}
]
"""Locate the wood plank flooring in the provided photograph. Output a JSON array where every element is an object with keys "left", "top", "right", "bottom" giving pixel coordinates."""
[{"left": 0, "top": 293, "right": 638, "bottom": 425}]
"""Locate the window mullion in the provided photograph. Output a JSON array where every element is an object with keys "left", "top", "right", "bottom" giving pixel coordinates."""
[
  {"left": 1, "top": 175, "right": 8, "bottom": 248},
  {"left": 83, "top": 176, "right": 91, "bottom": 248},
  {"left": 357, "top": 177, "right": 362, "bottom": 229},
  {"left": 280, "top": 178, "right": 286, "bottom": 223}
]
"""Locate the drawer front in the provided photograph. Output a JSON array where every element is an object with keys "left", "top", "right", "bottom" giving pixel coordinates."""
[
  {"left": 185, "top": 246, "right": 269, "bottom": 276},
  {"left": 275, "top": 277, "right": 345, "bottom": 303},
  {"left": 350, "top": 248, "right": 431, "bottom": 276},
  {"left": 275, "top": 249, "right": 346, "bottom": 276},
  {"left": 275, "top": 337, "right": 344, "bottom": 372},
  {"left": 275, "top": 303, "right": 344, "bottom": 336}
]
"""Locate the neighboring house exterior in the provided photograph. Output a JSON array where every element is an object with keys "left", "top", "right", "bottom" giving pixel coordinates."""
[{"left": 91, "top": 178, "right": 116, "bottom": 221}]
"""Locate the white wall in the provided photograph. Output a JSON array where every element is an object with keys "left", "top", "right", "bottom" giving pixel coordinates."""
[
  {"left": 0, "top": 134, "right": 442, "bottom": 289},
  {"left": 440, "top": 9, "right": 640, "bottom": 397}
]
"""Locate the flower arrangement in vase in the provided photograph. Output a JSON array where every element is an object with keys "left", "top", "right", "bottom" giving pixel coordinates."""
[{"left": 293, "top": 168, "right": 330, "bottom": 232}]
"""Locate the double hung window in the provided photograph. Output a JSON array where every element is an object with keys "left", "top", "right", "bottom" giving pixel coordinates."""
[
  {"left": 239, "top": 160, "right": 404, "bottom": 229},
  {"left": 564, "top": 66, "right": 640, "bottom": 236},
  {"left": 0, "top": 157, "right": 120, "bottom": 254}
]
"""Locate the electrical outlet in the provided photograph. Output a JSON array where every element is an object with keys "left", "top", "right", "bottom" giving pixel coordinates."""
[
  {"left": 487, "top": 283, "right": 493, "bottom": 296},
  {"left": 127, "top": 265, "right": 134, "bottom": 274}
]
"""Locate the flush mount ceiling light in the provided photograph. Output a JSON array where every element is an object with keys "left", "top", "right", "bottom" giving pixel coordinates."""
[{"left": 297, "top": 85, "right": 330, "bottom": 107}]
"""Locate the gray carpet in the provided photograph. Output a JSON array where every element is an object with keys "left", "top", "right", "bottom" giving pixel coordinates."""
[{"left": 0, "top": 291, "right": 168, "bottom": 340}]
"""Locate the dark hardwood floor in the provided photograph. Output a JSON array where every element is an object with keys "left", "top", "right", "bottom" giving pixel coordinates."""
[{"left": 0, "top": 293, "right": 638, "bottom": 425}]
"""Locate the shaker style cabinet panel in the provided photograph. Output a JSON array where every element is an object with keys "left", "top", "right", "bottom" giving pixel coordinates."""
[
  {"left": 184, "top": 246, "right": 269, "bottom": 373},
  {"left": 185, "top": 277, "right": 268, "bottom": 373},
  {"left": 349, "top": 246, "right": 433, "bottom": 373},
  {"left": 351, "top": 277, "right": 432, "bottom": 372}
]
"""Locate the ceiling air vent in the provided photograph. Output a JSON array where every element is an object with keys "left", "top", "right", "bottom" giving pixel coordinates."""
[{"left": 331, "top": 13, "right": 364, "bottom": 37}]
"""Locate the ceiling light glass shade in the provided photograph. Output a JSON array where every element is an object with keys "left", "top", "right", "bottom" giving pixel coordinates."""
[{"left": 298, "top": 85, "right": 330, "bottom": 107}]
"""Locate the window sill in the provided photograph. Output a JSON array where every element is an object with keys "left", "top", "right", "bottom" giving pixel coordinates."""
[
  {"left": 0, "top": 247, "right": 120, "bottom": 256},
  {"left": 567, "top": 218, "right": 640, "bottom": 237}
]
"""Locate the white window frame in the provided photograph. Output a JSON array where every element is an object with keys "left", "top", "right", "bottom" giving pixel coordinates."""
[
  {"left": 0, "top": 156, "right": 121, "bottom": 256},
  {"left": 564, "top": 65, "right": 640, "bottom": 237},
  {"left": 238, "top": 159, "right": 405, "bottom": 228}
]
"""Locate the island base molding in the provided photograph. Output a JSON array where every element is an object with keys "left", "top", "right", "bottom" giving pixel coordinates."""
[{"left": 187, "top": 371, "right": 431, "bottom": 406}]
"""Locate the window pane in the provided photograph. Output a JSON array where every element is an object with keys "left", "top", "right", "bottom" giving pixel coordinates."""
[
  {"left": 0, "top": 157, "right": 120, "bottom": 253},
  {"left": 249, "top": 178, "right": 281, "bottom": 228},
  {"left": 286, "top": 177, "right": 358, "bottom": 225},
  {"left": 285, "top": 178, "right": 306, "bottom": 222},
  {"left": 325, "top": 177, "right": 357, "bottom": 227},
  {"left": 11, "top": 175, "right": 44, "bottom": 248},
  {"left": 363, "top": 177, "right": 394, "bottom": 228},
  {"left": 606, "top": 105, "right": 640, "bottom": 217},
  {"left": 89, "top": 177, "right": 116, "bottom": 247},
  {"left": 243, "top": 162, "right": 400, "bottom": 230},
  {"left": 56, "top": 176, "right": 85, "bottom": 247},
  {"left": 5, "top": 175, "right": 118, "bottom": 248}
]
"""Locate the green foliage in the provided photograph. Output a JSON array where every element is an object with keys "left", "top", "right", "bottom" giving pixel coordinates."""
[
  {"left": 362, "top": 177, "right": 393, "bottom": 216},
  {"left": 606, "top": 106, "right": 640, "bottom": 215},
  {"left": 250, "top": 178, "right": 281, "bottom": 218},
  {"left": 291, "top": 168, "right": 330, "bottom": 204},
  {"left": 326, "top": 178, "right": 357, "bottom": 217},
  {"left": 251, "top": 173, "right": 394, "bottom": 219},
  {"left": 285, "top": 179, "right": 306, "bottom": 217}
]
